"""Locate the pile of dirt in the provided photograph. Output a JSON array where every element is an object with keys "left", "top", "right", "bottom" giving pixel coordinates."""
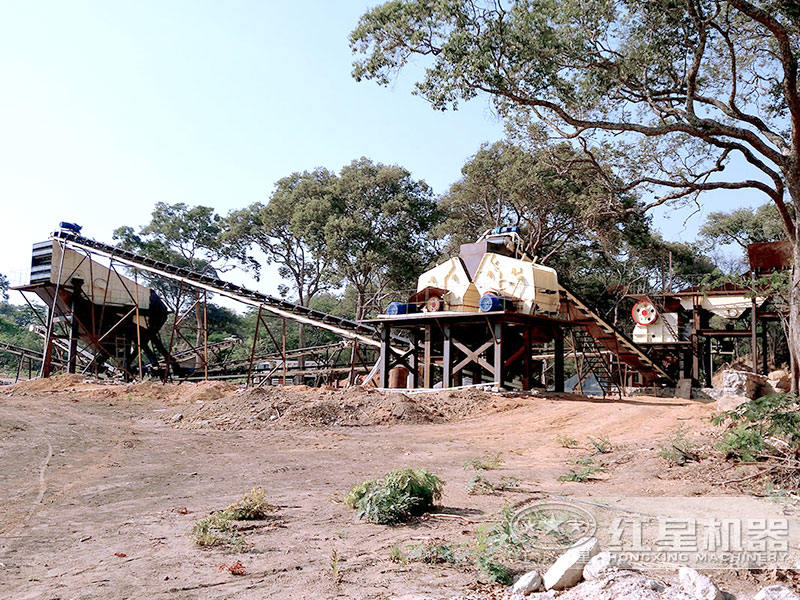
[
  {"left": 2, "top": 375, "right": 236, "bottom": 404},
  {"left": 164, "top": 385, "right": 531, "bottom": 430}
]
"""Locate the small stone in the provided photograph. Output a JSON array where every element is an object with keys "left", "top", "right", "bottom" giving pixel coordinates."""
[
  {"left": 170, "top": 413, "right": 183, "bottom": 422},
  {"left": 754, "top": 585, "right": 800, "bottom": 600},
  {"left": 511, "top": 570, "right": 543, "bottom": 595},
  {"left": 678, "top": 566, "right": 724, "bottom": 600},
  {"left": 543, "top": 537, "right": 600, "bottom": 590},
  {"left": 645, "top": 578, "right": 666, "bottom": 592},
  {"left": 582, "top": 551, "right": 630, "bottom": 580}
]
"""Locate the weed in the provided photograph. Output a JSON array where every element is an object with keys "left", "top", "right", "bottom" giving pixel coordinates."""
[
  {"left": 388, "top": 544, "right": 408, "bottom": 564},
  {"left": 471, "top": 508, "right": 521, "bottom": 585},
  {"left": 658, "top": 426, "right": 698, "bottom": 466},
  {"left": 555, "top": 434, "right": 579, "bottom": 448},
  {"left": 464, "top": 453, "right": 503, "bottom": 471},
  {"left": 407, "top": 542, "right": 457, "bottom": 564},
  {"left": 558, "top": 457, "right": 601, "bottom": 482},
  {"left": 345, "top": 468, "right": 444, "bottom": 525},
  {"left": 465, "top": 474, "right": 521, "bottom": 495},
  {"left": 193, "top": 511, "right": 243, "bottom": 549},
  {"left": 588, "top": 435, "right": 612, "bottom": 454},
  {"left": 226, "top": 487, "right": 276, "bottom": 520},
  {"left": 330, "top": 549, "right": 343, "bottom": 585}
]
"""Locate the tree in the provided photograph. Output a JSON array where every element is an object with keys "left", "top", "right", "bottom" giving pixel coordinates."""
[
  {"left": 350, "top": 0, "right": 800, "bottom": 388},
  {"left": 440, "top": 140, "right": 648, "bottom": 262},
  {"left": 701, "top": 203, "right": 788, "bottom": 250},
  {"left": 224, "top": 169, "right": 337, "bottom": 365},
  {"left": 113, "top": 203, "right": 227, "bottom": 365},
  {"left": 0, "top": 273, "right": 8, "bottom": 303},
  {"left": 323, "top": 158, "right": 441, "bottom": 320}
]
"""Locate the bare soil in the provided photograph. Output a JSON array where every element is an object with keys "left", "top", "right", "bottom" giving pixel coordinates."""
[{"left": 0, "top": 376, "right": 795, "bottom": 599}]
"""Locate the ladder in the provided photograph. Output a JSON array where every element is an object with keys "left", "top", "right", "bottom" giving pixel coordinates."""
[{"left": 570, "top": 329, "right": 622, "bottom": 400}]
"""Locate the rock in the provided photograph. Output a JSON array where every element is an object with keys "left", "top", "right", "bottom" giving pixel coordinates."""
[
  {"left": 716, "top": 395, "right": 749, "bottom": 412},
  {"left": 511, "top": 570, "right": 543, "bottom": 595},
  {"left": 543, "top": 537, "right": 600, "bottom": 590},
  {"left": 768, "top": 369, "right": 791, "bottom": 392},
  {"left": 526, "top": 592, "right": 557, "bottom": 600},
  {"left": 582, "top": 551, "right": 630, "bottom": 580},
  {"left": 754, "top": 585, "right": 800, "bottom": 600},
  {"left": 678, "top": 567, "right": 724, "bottom": 600},
  {"left": 170, "top": 413, "right": 183, "bottom": 422},
  {"left": 721, "top": 369, "right": 767, "bottom": 399}
]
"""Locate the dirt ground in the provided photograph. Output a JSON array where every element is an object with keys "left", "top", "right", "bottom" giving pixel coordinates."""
[{"left": 0, "top": 376, "right": 796, "bottom": 599}]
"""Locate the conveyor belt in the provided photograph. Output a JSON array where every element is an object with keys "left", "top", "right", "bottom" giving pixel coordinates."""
[
  {"left": 51, "top": 231, "right": 395, "bottom": 348},
  {"left": 560, "top": 285, "right": 673, "bottom": 383}
]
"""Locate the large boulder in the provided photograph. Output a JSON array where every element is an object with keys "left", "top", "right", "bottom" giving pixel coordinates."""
[
  {"left": 754, "top": 585, "right": 800, "bottom": 600},
  {"left": 511, "top": 570, "right": 543, "bottom": 596},
  {"left": 543, "top": 537, "right": 600, "bottom": 590},
  {"left": 582, "top": 551, "right": 630, "bottom": 580},
  {"left": 768, "top": 369, "right": 791, "bottom": 392},
  {"left": 721, "top": 369, "right": 768, "bottom": 399},
  {"left": 678, "top": 567, "right": 724, "bottom": 600}
]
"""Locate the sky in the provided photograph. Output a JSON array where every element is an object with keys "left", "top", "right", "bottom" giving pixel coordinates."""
[{"left": 0, "top": 0, "right": 770, "bottom": 301}]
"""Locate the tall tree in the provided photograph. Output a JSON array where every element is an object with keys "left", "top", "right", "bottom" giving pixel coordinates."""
[
  {"left": 440, "top": 140, "right": 647, "bottom": 262},
  {"left": 323, "top": 158, "right": 441, "bottom": 319},
  {"left": 224, "top": 168, "right": 336, "bottom": 358},
  {"left": 113, "top": 203, "right": 226, "bottom": 364},
  {"left": 350, "top": 0, "right": 800, "bottom": 388},
  {"left": 701, "top": 203, "right": 788, "bottom": 250}
]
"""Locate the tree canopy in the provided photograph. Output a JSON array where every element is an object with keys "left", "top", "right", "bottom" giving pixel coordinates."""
[
  {"left": 438, "top": 140, "right": 647, "bottom": 262},
  {"left": 350, "top": 0, "right": 799, "bottom": 237}
]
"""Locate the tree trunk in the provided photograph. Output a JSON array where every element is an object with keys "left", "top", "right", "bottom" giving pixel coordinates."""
[{"left": 790, "top": 237, "right": 800, "bottom": 392}]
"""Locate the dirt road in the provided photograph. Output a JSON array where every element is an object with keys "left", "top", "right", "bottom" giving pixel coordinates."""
[{"left": 0, "top": 381, "right": 787, "bottom": 599}]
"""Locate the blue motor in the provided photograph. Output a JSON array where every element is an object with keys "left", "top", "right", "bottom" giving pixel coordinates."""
[
  {"left": 386, "top": 301, "right": 418, "bottom": 316},
  {"left": 479, "top": 293, "right": 515, "bottom": 313},
  {"left": 59, "top": 222, "right": 82, "bottom": 234}
]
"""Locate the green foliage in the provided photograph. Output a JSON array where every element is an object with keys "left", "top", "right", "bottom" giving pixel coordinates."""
[
  {"left": 713, "top": 393, "right": 800, "bottom": 463},
  {"left": 223, "top": 168, "right": 336, "bottom": 307},
  {"left": 471, "top": 507, "right": 523, "bottom": 585},
  {"left": 588, "top": 435, "right": 612, "bottom": 454},
  {"left": 0, "top": 303, "right": 44, "bottom": 374},
  {"left": 192, "top": 511, "right": 244, "bottom": 549},
  {"left": 701, "top": 203, "right": 787, "bottom": 250},
  {"left": 558, "top": 457, "right": 601, "bottom": 482},
  {"left": 658, "top": 426, "right": 697, "bottom": 466},
  {"left": 463, "top": 453, "right": 503, "bottom": 471},
  {"left": 349, "top": 0, "right": 798, "bottom": 291},
  {"left": 0, "top": 273, "right": 8, "bottom": 302},
  {"left": 407, "top": 542, "right": 457, "bottom": 565},
  {"left": 226, "top": 487, "right": 276, "bottom": 520},
  {"left": 345, "top": 468, "right": 444, "bottom": 525}
]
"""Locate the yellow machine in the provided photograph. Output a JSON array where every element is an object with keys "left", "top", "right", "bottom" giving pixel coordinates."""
[{"left": 391, "top": 227, "right": 560, "bottom": 316}]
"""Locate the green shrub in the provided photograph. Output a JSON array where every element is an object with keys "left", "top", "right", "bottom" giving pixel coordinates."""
[
  {"left": 717, "top": 426, "right": 766, "bottom": 462},
  {"left": 588, "top": 435, "right": 612, "bottom": 454},
  {"left": 227, "top": 487, "right": 276, "bottom": 520},
  {"left": 558, "top": 457, "right": 601, "bottom": 482},
  {"left": 713, "top": 392, "right": 800, "bottom": 462},
  {"left": 193, "top": 511, "right": 243, "bottom": 549},
  {"left": 658, "top": 426, "right": 698, "bottom": 466},
  {"left": 345, "top": 468, "right": 444, "bottom": 525}
]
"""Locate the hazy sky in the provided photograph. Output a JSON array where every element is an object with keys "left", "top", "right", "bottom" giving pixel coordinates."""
[{"left": 1, "top": 0, "right": 768, "bottom": 298}]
